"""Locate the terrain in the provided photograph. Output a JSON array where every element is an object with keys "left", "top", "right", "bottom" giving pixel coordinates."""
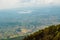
[
  {"left": 2, "top": 24, "right": 60, "bottom": 40},
  {"left": 0, "top": 6, "right": 60, "bottom": 39},
  {"left": 23, "top": 24, "right": 60, "bottom": 40}
]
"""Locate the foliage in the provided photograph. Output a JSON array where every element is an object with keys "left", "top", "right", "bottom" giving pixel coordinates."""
[{"left": 23, "top": 24, "right": 60, "bottom": 40}]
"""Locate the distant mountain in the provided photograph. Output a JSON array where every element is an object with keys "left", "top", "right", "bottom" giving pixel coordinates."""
[{"left": 23, "top": 24, "right": 60, "bottom": 40}]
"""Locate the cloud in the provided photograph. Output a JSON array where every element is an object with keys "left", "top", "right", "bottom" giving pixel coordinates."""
[
  {"left": 0, "top": 0, "right": 18, "bottom": 9},
  {"left": 0, "top": 0, "right": 60, "bottom": 9},
  {"left": 18, "top": 10, "right": 32, "bottom": 14}
]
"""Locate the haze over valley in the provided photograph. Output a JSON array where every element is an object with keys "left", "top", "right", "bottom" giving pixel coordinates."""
[
  {"left": 0, "top": 0, "right": 60, "bottom": 39},
  {"left": 0, "top": 6, "right": 60, "bottom": 39}
]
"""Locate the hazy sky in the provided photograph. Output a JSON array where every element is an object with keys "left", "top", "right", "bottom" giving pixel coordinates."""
[{"left": 0, "top": 0, "right": 60, "bottom": 9}]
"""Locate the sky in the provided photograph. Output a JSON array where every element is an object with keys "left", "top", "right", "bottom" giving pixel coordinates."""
[{"left": 0, "top": 0, "right": 60, "bottom": 9}]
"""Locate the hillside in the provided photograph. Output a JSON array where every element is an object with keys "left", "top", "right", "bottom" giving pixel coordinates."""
[
  {"left": 23, "top": 24, "right": 60, "bottom": 40},
  {"left": 1, "top": 24, "right": 60, "bottom": 40}
]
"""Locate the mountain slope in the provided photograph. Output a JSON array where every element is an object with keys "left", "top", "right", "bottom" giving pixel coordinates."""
[
  {"left": 23, "top": 24, "right": 60, "bottom": 40},
  {"left": 1, "top": 24, "right": 60, "bottom": 40}
]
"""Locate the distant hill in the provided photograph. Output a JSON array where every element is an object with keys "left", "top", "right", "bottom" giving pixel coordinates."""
[{"left": 23, "top": 24, "right": 60, "bottom": 40}]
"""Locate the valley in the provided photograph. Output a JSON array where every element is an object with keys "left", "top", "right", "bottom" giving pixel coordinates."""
[{"left": 0, "top": 6, "right": 60, "bottom": 39}]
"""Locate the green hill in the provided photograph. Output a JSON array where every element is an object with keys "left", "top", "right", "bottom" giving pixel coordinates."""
[{"left": 23, "top": 24, "right": 60, "bottom": 40}]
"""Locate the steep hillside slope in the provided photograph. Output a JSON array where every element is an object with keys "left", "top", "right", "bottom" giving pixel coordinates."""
[{"left": 23, "top": 24, "right": 60, "bottom": 40}]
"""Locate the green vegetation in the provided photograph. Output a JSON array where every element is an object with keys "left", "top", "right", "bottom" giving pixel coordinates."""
[{"left": 23, "top": 24, "right": 60, "bottom": 40}]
